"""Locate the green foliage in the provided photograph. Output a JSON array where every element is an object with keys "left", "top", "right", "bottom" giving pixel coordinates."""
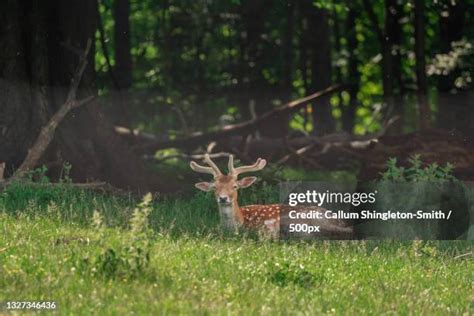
[
  {"left": 24, "top": 165, "right": 50, "bottom": 183},
  {"left": 381, "top": 155, "right": 456, "bottom": 182},
  {"left": 93, "top": 0, "right": 474, "bottom": 135},
  {"left": 59, "top": 162, "right": 73, "bottom": 184},
  {"left": 0, "top": 180, "right": 133, "bottom": 225},
  {"left": 269, "top": 262, "right": 320, "bottom": 288},
  {"left": 74, "top": 194, "right": 154, "bottom": 280}
]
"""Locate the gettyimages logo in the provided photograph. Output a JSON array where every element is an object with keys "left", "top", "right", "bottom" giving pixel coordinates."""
[{"left": 288, "top": 190, "right": 377, "bottom": 207}]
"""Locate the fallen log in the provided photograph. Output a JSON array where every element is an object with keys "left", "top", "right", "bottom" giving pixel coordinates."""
[
  {"left": 226, "top": 134, "right": 378, "bottom": 158},
  {"left": 115, "top": 126, "right": 168, "bottom": 147},
  {"left": 135, "top": 85, "right": 345, "bottom": 153},
  {"left": 218, "top": 128, "right": 474, "bottom": 180}
]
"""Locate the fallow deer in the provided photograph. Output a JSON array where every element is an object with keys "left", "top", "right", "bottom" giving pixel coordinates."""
[{"left": 190, "top": 154, "right": 354, "bottom": 239}]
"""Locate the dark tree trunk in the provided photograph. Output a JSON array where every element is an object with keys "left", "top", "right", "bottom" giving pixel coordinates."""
[
  {"left": 438, "top": 1, "right": 466, "bottom": 92},
  {"left": 112, "top": 0, "right": 132, "bottom": 126},
  {"left": 382, "top": 0, "right": 397, "bottom": 123},
  {"left": 437, "top": 1, "right": 467, "bottom": 129},
  {"left": 0, "top": 0, "right": 177, "bottom": 192},
  {"left": 414, "top": 0, "right": 430, "bottom": 129},
  {"left": 113, "top": 0, "right": 132, "bottom": 90},
  {"left": 241, "top": 0, "right": 267, "bottom": 118},
  {"left": 387, "top": 0, "right": 404, "bottom": 95},
  {"left": 240, "top": 0, "right": 288, "bottom": 138},
  {"left": 275, "top": 0, "right": 295, "bottom": 137},
  {"left": 342, "top": 4, "right": 360, "bottom": 133},
  {"left": 0, "top": 0, "right": 58, "bottom": 171},
  {"left": 386, "top": 0, "right": 405, "bottom": 132},
  {"left": 297, "top": 1, "right": 311, "bottom": 131},
  {"left": 332, "top": 3, "right": 343, "bottom": 115},
  {"left": 362, "top": 0, "right": 401, "bottom": 132},
  {"left": 283, "top": 0, "right": 295, "bottom": 97},
  {"left": 308, "top": 6, "right": 334, "bottom": 135}
]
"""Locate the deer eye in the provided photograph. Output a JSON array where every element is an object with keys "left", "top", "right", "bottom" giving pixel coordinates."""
[{"left": 233, "top": 184, "right": 238, "bottom": 189}]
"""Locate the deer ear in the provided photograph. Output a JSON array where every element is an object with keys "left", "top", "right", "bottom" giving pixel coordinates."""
[
  {"left": 237, "top": 176, "right": 257, "bottom": 189},
  {"left": 195, "top": 182, "right": 214, "bottom": 192}
]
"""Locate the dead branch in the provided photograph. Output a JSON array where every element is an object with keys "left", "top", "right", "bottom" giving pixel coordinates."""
[
  {"left": 115, "top": 126, "right": 167, "bottom": 145},
  {"left": 172, "top": 106, "right": 191, "bottom": 136},
  {"left": 1, "top": 39, "right": 94, "bottom": 189},
  {"left": 276, "top": 142, "right": 318, "bottom": 166},
  {"left": 206, "top": 142, "right": 217, "bottom": 154},
  {"left": 153, "top": 151, "right": 233, "bottom": 163},
  {"left": 137, "top": 85, "right": 344, "bottom": 153},
  {"left": 454, "top": 252, "right": 474, "bottom": 260},
  {"left": 132, "top": 115, "right": 397, "bottom": 171}
]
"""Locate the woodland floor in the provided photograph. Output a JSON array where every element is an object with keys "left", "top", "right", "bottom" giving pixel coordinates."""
[
  {"left": 0, "top": 182, "right": 472, "bottom": 315},
  {"left": 356, "top": 128, "right": 474, "bottom": 181}
]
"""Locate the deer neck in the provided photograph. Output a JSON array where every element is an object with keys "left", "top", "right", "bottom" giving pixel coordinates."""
[{"left": 218, "top": 199, "right": 244, "bottom": 230}]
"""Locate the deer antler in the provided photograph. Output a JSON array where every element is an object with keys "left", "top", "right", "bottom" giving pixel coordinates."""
[
  {"left": 228, "top": 155, "right": 267, "bottom": 176},
  {"left": 190, "top": 154, "right": 222, "bottom": 177}
]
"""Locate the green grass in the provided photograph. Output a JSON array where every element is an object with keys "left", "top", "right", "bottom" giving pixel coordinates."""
[{"left": 0, "top": 183, "right": 473, "bottom": 315}]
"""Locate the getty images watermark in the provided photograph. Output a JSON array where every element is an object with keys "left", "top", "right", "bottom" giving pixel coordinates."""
[
  {"left": 287, "top": 189, "right": 451, "bottom": 221},
  {"left": 279, "top": 181, "right": 469, "bottom": 240}
]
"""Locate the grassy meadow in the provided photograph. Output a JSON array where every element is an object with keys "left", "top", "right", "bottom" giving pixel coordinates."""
[{"left": 0, "top": 174, "right": 473, "bottom": 315}]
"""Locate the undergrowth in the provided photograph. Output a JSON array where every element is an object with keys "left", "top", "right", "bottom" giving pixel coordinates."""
[{"left": 381, "top": 154, "right": 456, "bottom": 182}]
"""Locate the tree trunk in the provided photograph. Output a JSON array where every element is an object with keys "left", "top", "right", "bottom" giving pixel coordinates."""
[
  {"left": 332, "top": 3, "right": 344, "bottom": 117},
  {"left": 283, "top": 0, "right": 295, "bottom": 98},
  {"left": 240, "top": 0, "right": 287, "bottom": 138},
  {"left": 297, "top": 1, "right": 311, "bottom": 132},
  {"left": 113, "top": 0, "right": 132, "bottom": 90},
  {"left": 437, "top": 1, "right": 467, "bottom": 129},
  {"left": 241, "top": 0, "right": 267, "bottom": 118},
  {"left": 414, "top": 0, "right": 430, "bottom": 130},
  {"left": 342, "top": 4, "right": 359, "bottom": 133},
  {"left": 276, "top": 0, "right": 295, "bottom": 137},
  {"left": 361, "top": 0, "right": 398, "bottom": 130},
  {"left": 0, "top": 0, "right": 57, "bottom": 172},
  {"left": 0, "top": 0, "right": 178, "bottom": 192},
  {"left": 383, "top": 0, "right": 397, "bottom": 127},
  {"left": 112, "top": 0, "right": 132, "bottom": 126},
  {"left": 438, "top": 1, "right": 466, "bottom": 92},
  {"left": 308, "top": 6, "right": 334, "bottom": 135},
  {"left": 387, "top": 0, "right": 404, "bottom": 95}
]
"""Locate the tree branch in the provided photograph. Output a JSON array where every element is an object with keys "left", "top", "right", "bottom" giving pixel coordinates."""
[
  {"left": 137, "top": 85, "right": 345, "bottom": 153},
  {"left": 6, "top": 39, "right": 94, "bottom": 182}
]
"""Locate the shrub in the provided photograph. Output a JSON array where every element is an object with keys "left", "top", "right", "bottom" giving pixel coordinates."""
[
  {"left": 381, "top": 154, "right": 455, "bottom": 182},
  {"left": 73, "top": 194, "right": 154, "bottom": 280}
]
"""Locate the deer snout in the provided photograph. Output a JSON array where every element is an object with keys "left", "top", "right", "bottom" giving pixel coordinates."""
[{"left": 218, "top": 195, "right": 231, "bottom": 204}]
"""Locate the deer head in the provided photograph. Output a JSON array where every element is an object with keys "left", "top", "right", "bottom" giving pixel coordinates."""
[{"left": 190, "top": 154, "right": 267, "bottom": 229}]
